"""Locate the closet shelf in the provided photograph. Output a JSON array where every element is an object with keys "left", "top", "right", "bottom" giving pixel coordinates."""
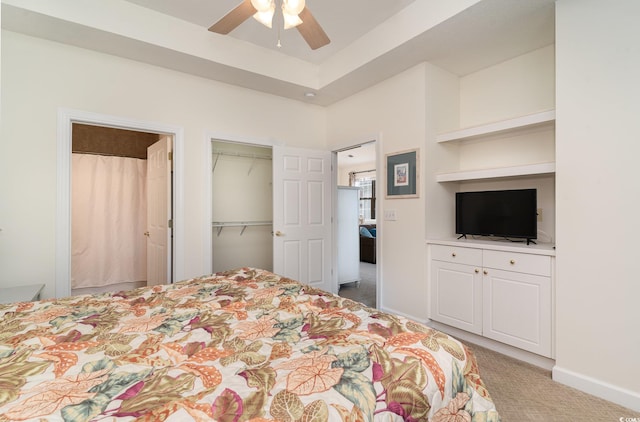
[
  {"left": 436, "top": 162, "right": 555, "bottom": 183},
  {"left": 212, "top": 221, "right": 272, "bottom": 236},
  {"left": 212, "top": 151, "right": 272, "bottom": 174},
  {"left": 436, "top": 110, "right": 556, "bottom": 143}
]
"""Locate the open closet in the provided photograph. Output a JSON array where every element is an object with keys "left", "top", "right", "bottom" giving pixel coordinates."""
[{"left": 211, "top": 140, "right": 273, "bottom": 272}]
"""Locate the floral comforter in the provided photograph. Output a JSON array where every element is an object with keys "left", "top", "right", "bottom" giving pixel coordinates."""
[{"left": 0, "top": 268, "right": 499, "bottom": 421}]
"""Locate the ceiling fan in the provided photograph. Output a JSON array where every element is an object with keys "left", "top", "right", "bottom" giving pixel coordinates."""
[{"left": 208, "top": 0, "right": 330, "bottom": 50}]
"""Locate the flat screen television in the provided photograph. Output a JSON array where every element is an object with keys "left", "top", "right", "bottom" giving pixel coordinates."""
[{"left": 455, "top": 189, "right": 537, "bottom": 243}]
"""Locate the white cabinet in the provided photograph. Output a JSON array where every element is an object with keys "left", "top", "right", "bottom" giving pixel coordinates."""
[
  {"left": 430, "top": 246, "right": 483, "bottom": 334},
  {"left": 481, "top": 250, "right": 552, "bottom": 356},
  {"left": 428, "top": 241, "right": 554, "bottom": 357},
  {"left": 337, "top": 187, "right": 360, "bottom": 284}
]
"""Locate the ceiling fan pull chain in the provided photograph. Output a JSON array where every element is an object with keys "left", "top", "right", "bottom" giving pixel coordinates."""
[{"left": 277, "top": 25, "right": 282, "bottom": 48}]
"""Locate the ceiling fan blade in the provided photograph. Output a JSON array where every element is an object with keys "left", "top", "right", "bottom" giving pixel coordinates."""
[
  {"left": 296, "top": 7, "right": 330, "bottom": 50},
  {"left": 208, "top": 0, "right": 257, "bottom": 35}
]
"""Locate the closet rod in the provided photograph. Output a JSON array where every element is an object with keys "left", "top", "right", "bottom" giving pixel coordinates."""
[
  {"left": 212, "top": 151, "right": 272, "bottom": 173},
  {"left": 212, "top": 221, "right": 273, "bottom": 236},
  {"left": 212, "top": 151, "right": 272, "bottom": 160},
  {"left": 211, "top": 221, "right": 272, "bottom": 227}
]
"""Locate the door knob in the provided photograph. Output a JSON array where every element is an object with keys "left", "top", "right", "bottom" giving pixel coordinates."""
[{"left": 274, "top": 231, "right": 284, "bottom": 237}]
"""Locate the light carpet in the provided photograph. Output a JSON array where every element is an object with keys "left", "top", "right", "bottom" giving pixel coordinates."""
[
  {"left": 337, "top": 263, "right": 638, "bottom": 421},
  {"left": 470, "top": 342, "right": 638, "bottom": 421}
]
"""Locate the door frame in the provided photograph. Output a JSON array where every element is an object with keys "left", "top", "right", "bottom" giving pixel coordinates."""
[
  {"left": 202, "top": 132, "right": 278, "bottom": 275},
  {"left": 331, "top": 134, "right": 382, "bottom": 304},
  {"left": 56, "top": 108, "right": 184, "bottom": 298},
  {"left": 202, "top": 132, "right": 382, "bottom": 305}
]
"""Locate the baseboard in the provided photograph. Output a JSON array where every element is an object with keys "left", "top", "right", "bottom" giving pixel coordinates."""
[
  {"left": 378, "top": 305, "right": 428, "bottom": 325},
  {"left": 427, "top": 321, "right": 556, "bottom": 371},
  {"left": 552, "top": 366, "right": 640, "bottom": 413}
]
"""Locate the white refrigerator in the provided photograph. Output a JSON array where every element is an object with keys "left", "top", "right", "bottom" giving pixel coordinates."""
[{"left": 337, "top": 186, "right": 360, "bottom": 284}]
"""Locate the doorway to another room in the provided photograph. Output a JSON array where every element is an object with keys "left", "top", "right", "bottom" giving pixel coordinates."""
[
  {"left": 70, "top": 124, "right": 174, "bottom": 296},
  {"left": 336, "top": 142, "right": 378, "bottom": 308}
]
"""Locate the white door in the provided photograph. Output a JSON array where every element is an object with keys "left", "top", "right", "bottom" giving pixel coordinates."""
[
  {"left": 146, "top": 135, "right": 172, "bottom": 286},
  {"left": 273, "top": 146, "right": 333, "bottom": 292}
]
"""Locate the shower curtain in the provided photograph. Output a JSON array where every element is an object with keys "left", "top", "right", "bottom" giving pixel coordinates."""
[{"left": 72, "top": 153, "right": 147, "bottom": 289}]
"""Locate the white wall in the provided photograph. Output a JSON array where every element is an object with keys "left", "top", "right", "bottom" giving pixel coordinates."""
[
  {"left": 460, "top": 45, "right": 556, "bottom": 126},
  {"left": 0, "top": 30, "right": 325, "bottom": 299},
  {"left": 458, "top": 45, "right": 556, "bottom": 172},
  {"left": 424, "top": 64, "right": 462, "bottom": 241},
  {"left": 328, "top": 63, "right": 430, "bottom": 320},
  {"left": 554, "top": 0, "right": 640, "bottom": 410}
]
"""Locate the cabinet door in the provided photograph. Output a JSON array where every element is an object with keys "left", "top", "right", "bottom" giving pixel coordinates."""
[
  {"left": 430, "top": 260, "right": 483, "bottom": 335},
  {"left": 482, "top": 268, "right": 552, "bottom": 357}
]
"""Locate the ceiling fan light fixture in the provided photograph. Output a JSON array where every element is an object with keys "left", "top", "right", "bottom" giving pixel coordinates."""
[
  {"left": 283, "top": 11, "right": 303, "bottom": 29},
  {"left": 282, "top": 0, "right": 305, "bottom": 16},
  {"left": 251, "top": 0, "right": 274, "bottom": 13},
  {"left": 252, "top": 2, "right": 275, "bottom": 28},
  {"left": 209, "top": 0, "right": 329, "bottom": 50}
]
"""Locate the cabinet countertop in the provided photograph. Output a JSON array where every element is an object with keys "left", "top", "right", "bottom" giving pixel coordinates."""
[{"left": 426, "top": 238, "right": 556, "bottom": 256}]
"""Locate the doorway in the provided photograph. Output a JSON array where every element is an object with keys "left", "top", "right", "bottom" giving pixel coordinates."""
[
  {"left": 335, "top": 141, "right": 378, "bottom": 308},
  {"left": 71, "top": 124, "right": 168, "bottom": 295},
  {"left": 204, "top": 137, "right": 334, "bottom": 293},
  {"left": 56, "top": 108, "right": 184, "bottom": 299},
  {"left": 210, "top": 140, "right": 273, "bottom": 272}
]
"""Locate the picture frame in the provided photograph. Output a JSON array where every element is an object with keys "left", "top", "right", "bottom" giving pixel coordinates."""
[{"left": 385, "top": 148, "right": 419, "bottom": 198}]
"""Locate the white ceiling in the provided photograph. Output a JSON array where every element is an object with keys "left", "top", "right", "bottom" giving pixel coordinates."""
[
  {"left": 337, "top": 143, "right": 377, "bottom": 170},
  {"left": 1, "top": 0, "right": 555, "bottom": 105},
  {"left": 124, "top": 0, "right": 419, "bottom": 65}
]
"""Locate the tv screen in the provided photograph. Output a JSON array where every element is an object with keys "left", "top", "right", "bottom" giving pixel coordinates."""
[{"left": 456, "top": 189, "right": 537, "bottom": 241}]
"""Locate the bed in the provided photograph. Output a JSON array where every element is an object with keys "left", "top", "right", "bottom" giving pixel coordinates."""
[{"left": 0, "top": 268, "right": 500, "bottom": 421}]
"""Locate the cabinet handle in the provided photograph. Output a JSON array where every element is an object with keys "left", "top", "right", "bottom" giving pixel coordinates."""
[
  {"left": 510, "top": 259, "right": 516, "bottom": 265},
  {"left": 475, "top": 269, "right": 479, "bottom": 273},
  {"left": 452, "top": 252, "right": 456, "bottom": 257},
  {"left": 483, "top": 270, "right": 488, "bottom": 275}
]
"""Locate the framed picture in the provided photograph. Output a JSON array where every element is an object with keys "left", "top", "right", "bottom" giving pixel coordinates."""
[{"left": 385, "top": 149, "right": 419, "bottom": 198}]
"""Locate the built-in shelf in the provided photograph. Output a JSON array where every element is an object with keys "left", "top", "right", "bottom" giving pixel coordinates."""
[
  {"left": 436, "top": 110, "right": 555, "bottom": 143},
  {"left": 436, "top": 162, "right": 555, "bottom": 183}
]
